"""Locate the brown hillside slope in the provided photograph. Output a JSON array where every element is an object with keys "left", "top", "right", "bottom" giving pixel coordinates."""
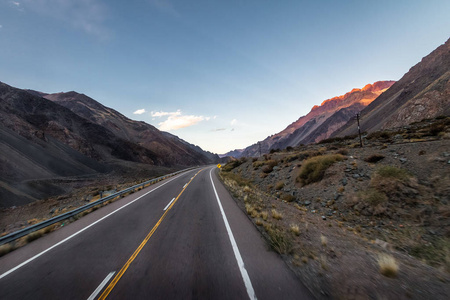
[
  {"left": 335, "top": 38, "right": 450, "bottom": 137},
  {"left": 237, "top": 81, "right": 394, "bottom": 157}
]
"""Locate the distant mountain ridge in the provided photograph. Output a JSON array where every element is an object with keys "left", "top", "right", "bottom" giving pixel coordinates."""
[
  {"left": 232, "top": 80, "right": 394, "bottom": 157},
  {"left": 334, "top": 38, "right": 450, "bottom": 137},
  {"left": 39, "top": 91, "right": 219, "bottom": 165},
  {"left": 0, "top": 82, "right": 218, "bottom": 207}
]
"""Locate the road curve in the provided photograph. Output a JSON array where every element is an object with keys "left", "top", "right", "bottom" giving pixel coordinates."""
[{"left": 0, "top": 166, "right": 314, "bottom": 299}]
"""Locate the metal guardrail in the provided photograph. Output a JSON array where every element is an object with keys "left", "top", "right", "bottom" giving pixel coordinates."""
[{"left": 0, "top": 167, "right": 198, "bottom": 246}]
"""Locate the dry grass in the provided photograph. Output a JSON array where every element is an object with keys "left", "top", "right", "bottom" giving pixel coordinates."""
[
  {"left": 321, "top": 234, "right": 328, "bottom": 247},
  {"left": 0, "top": 243, "right": 13, "bottom": 257},
  {"left": 260, "top": 211, "right": 268, "bottom": 220},
  {"left": 275, "top": 181, "right": 285, "bottom": 190},
  {"left": 378, "top": 254, "right": 399, "bottom": 278},
  {"left": 271, "top": 209, "right": 283, "bottom": 220},
  {"left": 265, "top": 226, "right": 292, "bottom": 254},
  {"left": 290, "top": 224, "right": 301, "bottom": 236},
  {"left": 297, "top": 154, "right": 344, "bottom": 185}
]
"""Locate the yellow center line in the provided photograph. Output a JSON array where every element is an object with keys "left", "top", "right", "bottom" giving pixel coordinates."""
[{"left": 98, "top": 168, "right": 204, "bottom": 300}]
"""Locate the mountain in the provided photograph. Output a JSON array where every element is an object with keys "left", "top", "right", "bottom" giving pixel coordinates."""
[
  {"left": 0, "top": 81, "right": 217, "bottom": 207},
  {"left": 233, "top": 81, "right": 395, "bottom": 157},
  {"left": 334, "top": 38, "right": 450, "bottom": 137},
  {"left": 39, "top": 91, "right": 219, "bottom": 166}
]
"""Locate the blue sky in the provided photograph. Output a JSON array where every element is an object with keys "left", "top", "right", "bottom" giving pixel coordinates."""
[{"left": 1, "top": 0, "right": 449, "bottom": 154}]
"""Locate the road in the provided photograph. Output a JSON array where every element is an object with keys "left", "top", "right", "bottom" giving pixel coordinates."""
[{"left": 0, "top": 166, "right": 313, "bottom": 299}]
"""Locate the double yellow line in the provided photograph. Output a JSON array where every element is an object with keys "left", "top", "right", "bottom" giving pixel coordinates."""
[{"left": 98, "top": 169, "right": 203, "bottom": 299}]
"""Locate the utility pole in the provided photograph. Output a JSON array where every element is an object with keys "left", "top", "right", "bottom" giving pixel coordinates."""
[
  {"left": 356, "top": 113, "right": 363, "bottom": 147},
  {"left": 258, "top": 142, "right": 262, "bottom": 157}
]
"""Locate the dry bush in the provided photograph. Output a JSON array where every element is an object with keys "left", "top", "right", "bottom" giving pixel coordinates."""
[
  {"left": 271, "top": 209, "right": 283, "bottom": 220},
  {"left": 265, "top": 226, "right": 292, "bottom": 254},
  {"left": 255, "top": 218, "right": 263, "bottom": 226},
  {"left": 275, "top": 181, "right": 285, "bottom": 190},
  {"left": 262, "top": 160, "right": 278, "bottom": 173},
  {"left": 378, "top": 254, "right": 399, "bottom": 278},
  {"left": 222, "top": 159, "right": 244, "bottom": 172},
  {"left": 358, "top": 188, "right": 388, "bottom": 207},
  {"left": 297, "top": 154, "right": 344, "bottom": 185},
  {"left": 290, "top": 224, "right": 301, "bottom": 236},
  {"left": 282, "top": 194, "right": 296, "bottom": 202},
  {"left": 320, "top": 234, "right": 328, "bottom": 247},
  {"left": 0, "top": 244, "right": 13, "bottom": 257},
  {"left": 367, "top": 131, "right": 392, "bottom": 140},
  {"left": 260, "top": 211, "right": 268, "bottom": 220}
]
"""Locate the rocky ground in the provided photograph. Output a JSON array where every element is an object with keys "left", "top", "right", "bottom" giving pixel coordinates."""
[{"left": 219, "top": 117, "right": 450, "bottom": 300}]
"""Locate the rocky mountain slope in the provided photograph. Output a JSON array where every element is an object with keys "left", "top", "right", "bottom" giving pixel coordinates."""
[
  {"left": 232, "top": 81, "right": 394, "bottom": 158},
  {"left": 38, "top": 91, "right": 219, "bottom": 166},
  {"left": 0, "top": 81, "right": 217, "bottom": 207},
  {"left": 335, "top": 38, "right": 450, "bottom": 137},
  {"left": 219, "top": 117, "right": 450, "bottom": 299}
]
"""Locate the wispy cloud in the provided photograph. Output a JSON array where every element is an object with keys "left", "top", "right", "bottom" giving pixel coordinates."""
[
  {"left": 133, "top": 108, "right": 146, "bottom": 115},
  {"left": 231, "top": 119, "right": 238, "bottom": 126},
  {"left": 11, "top": 1, "right": 20, "bottom": 6},
  {"left": 151, "top": 110, "right": 181, "bottom": 117},
  {"left": 152, "top": 110, "right": 205, "bottom": 131},
  {"left": 20, "top": 0, "right": 110, "bottom": 38},
  {"left": 211, "top": 128, "right": 226, "bottom": 132}
]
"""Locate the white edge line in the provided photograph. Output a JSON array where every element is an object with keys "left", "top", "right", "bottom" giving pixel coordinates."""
[
  {"left": 163, "top": 198, "right": 175, "bottom": 211},
  {"left": 183, "top": 183, "right": 187, "bottom": 188},
  {"left": 87, "top": 271, "right": 115, "bottom": 300},
  {"left": 0, "top": 172, "right": 188, "bottom": 280},
  {"left": 209, "top": 168, "right": 257, "bottom": 300}
]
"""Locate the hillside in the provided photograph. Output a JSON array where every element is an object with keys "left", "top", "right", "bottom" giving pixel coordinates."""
[
  {"left": 233, "top": 81, "right": 395, "bottom": 158},
  {"left": 0, "top": 81, "right": 217, "bottom": 208},
  {"left": 219, "top": 117, "right": 450, "bottom": 299},
  {"left": 335, "top": 38, "right": 450, "bottom": 137},
  {"left": 39, "top": 91, "right": 219, "bottom": 166}
]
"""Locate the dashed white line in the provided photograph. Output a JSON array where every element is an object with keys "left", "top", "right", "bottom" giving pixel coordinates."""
[
  {"left": 209, "top": 168, "right": 257, "bottom": 300},
  {"left": 183, "top": 183, "right": 188, "bottom": 188},
  {"left": 87, "top": 271, "right": 115, "bottom": 300},
  {"left": 163, "top": 198, "right": 175, "bottom": 211}
]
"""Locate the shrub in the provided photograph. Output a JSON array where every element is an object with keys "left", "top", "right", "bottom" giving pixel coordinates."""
[
  {"left": 364, "top": 154, "right": 385, "bottom": 163},
  {"left": 260, "top": 211, "right": 268, "bottom": 220},
  {"left": 320, "top": 234, "right": 328, "bottom": 247},
  {"left": 359, "top": 188, "right": 388, "bottom": 206},
  {"left": 271, "top": 209, "right": 283, "bottom": 220},
  {"left": 373, "top": 166, "right": 411, "bottom": 182},
  {"left": 282, "top": 194, "right": 296, "bottom": 202},
  {"left": 275, "top": 181, "right": 285, "bottom": 190},
  {"left": 222, "top": 160, "right": 244, "bottom": 172},
  {"left": 266, "top": 227, "right": 292, "bottom": 254},
  {"left": 290, "top": 224, "right": 300, "bottom": 236},
  {"left": 378, "top": 254, "right": 399, "bottom": 278},
  {"left": 367, "top": 131, "right": 392, "bottom": 140},
  {"left": 297, "top": 154, "right": 344, "bottom": 185},
  {"left": 262, "top": 160, "right": 278, "bottom": 173}
]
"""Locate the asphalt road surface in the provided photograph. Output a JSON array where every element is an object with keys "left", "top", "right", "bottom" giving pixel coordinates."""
[{"left": 0, "top": 166, "right": 314, "bottom": 299}]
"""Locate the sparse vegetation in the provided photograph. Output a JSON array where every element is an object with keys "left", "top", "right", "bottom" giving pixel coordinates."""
[
  {"left": 297, "top": 154, "right": 344, "bottom": 185},
  {"left": 320, "top": 234, "right": 328, "bottom": 247},
  {"left": 265, "top": 226, "right": 292, "bottom": 254},
  {"left": 275, "top": 181, "right": 285, "bottom": 190},
  {"left": 290, "top": 224, "right": 301, "bottom": 236},
  {"left": 378, "top": 254, "right": 399, "bottom": 278},
  {"left": 271, "top": 209, "right": 283, "bottom": 220}
]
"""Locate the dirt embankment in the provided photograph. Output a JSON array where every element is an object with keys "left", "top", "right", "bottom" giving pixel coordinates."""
[{"left": 220, "top": 117, "right": 450, "bottom": 300}]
